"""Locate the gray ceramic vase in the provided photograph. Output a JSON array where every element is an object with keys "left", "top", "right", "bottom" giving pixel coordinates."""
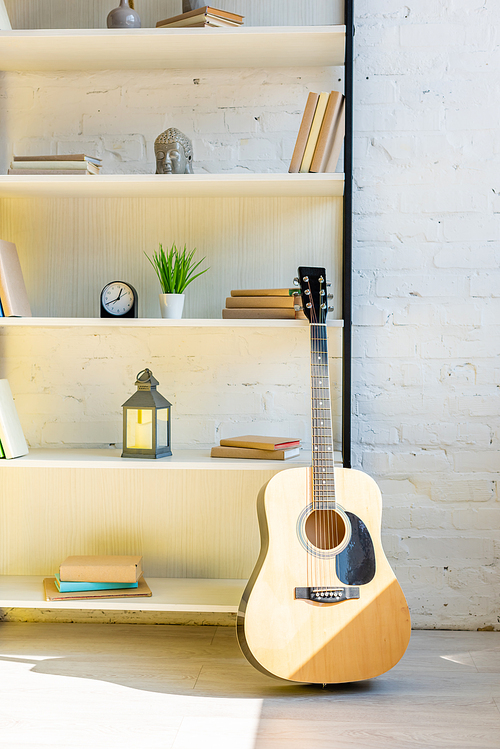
[{"left": 107, "top": 0, "right": 141, "bottom": 28}]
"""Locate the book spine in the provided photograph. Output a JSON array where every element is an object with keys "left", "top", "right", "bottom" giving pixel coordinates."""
[
  {"left": 310, "top": 92, "right": 344, "bottom": 173},
  {"left": 299, "top": 92, "right": 330, "bottom": 173},
  {"left": 0, "top": 240, "right": 31, "bottom": 317},
  {"left": 222, "top": 308, "right": 296, "bottom": 319},
  {"left": 289, "top": 92, "right": 319, "bottom": 174},
  {"left": 225, "top": 296, "right": 296, "bottom": 309},
  {"left": 211, "top": 446, "right": 298, "bottom": 460},
  {"left": 8, "top": 169, "right": 96, "bottom": 176},
  {"left": 323, "top": 99, "right": 346, "bottom": 173},
  {"left": 230, "top": 289, "right": 296, "bottom": 297}
]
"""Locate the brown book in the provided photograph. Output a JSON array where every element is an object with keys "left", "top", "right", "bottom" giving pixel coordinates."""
[
  {"left": 226, "top": 296, "right": 296, "bottom": 309},
  {"left": 288, "top": 92, "right": 319, "bottom": 173},
  {"left": 13, "top": 154, "right": 101, "bottom": 164},
  {"left": 43, "top": 575, "right": 152, "bottom": 601},
  {"left": 220, "top": 435, "right": 300, "bottom": 451},
  {"left": 222, "top": 308, "right": 295, "bottom": 319},
  {"left": 8, "top": 169, "right": 97, "bottom": 176},
  {"left": 0, "top": 239, "right": 31, "bottom": 317},
  {"left": 310, "top": 92, "right": 344, "bottom": 173},
  {"left": 323, "top": 98, "right": 346, "bottom": 173},
  {"left": 231, "top": 288, "right": 296, "bottom": 297},
  {"left": 59, "top": 555, "right": 143, "bottom": 583},
  {"left": 211, "top": 446, "right": 300, "bottom": 461},
  {"left": 156, "top": 6, "right": 244, "bottom": 27}
]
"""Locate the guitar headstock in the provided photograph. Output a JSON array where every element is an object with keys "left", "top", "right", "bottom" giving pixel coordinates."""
[{"left": 296, "top": 266, "right": 330, "bottom": 324}]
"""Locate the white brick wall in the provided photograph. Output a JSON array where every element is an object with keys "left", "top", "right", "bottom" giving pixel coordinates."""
[
  {"left": 354, "top": 0, "right": 500, "bottom": 629},
  {"left": 0, "top": 0, "right": 498, "bottom": 629}
]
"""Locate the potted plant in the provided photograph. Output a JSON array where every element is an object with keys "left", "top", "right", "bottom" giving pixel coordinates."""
[{"left": 145, "top": 242, "right": 209, "bottom": 319}]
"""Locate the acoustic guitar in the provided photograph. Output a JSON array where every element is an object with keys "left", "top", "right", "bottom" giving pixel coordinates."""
[{"left": 237, "top": 266, "right": 411, "bottom": 684}]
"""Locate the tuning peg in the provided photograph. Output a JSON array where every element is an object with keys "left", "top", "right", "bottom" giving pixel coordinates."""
[
  {"left": 327, "top": 294, "right": 333, "bottom": 300},
  {"left": 321, "top": 303, "right": 327, "bottom": 310},
  {"left": 326, "top": 282, "right": 332, "bottom": 287},
  {"left": 293, "top": 277, "right": 300, "bottom": 286},
  {"left": 328, "top": 306, "right": 334, "bottom": 312},
  {"left": 306, "top": 302, "right": 312, "bottom": 309},
  {"left": 304, "top": 289, "right": 310, "bottom": 295}
]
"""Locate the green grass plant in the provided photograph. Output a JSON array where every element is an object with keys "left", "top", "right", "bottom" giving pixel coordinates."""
[{"left": 145, "top": 243, "right": 209, "bottom": 294}]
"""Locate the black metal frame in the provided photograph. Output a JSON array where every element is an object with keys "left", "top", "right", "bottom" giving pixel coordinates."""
[{"left": 342, "top": 0, "right": 354, "bottom": 468}]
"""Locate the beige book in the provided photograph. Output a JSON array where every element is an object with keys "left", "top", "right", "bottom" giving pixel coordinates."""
[
  {"left": 231, "top": 288, "right": 296, "bottom": 297},
  {"left": 289, "top": 92, "right": 319, "bottom": 173},
  {"left": 220, "top": 435, "right": 300, "bottom": 451},
  {"left": 226, "top": 296, "right": 296, "bottom": 309},
  {"left": 211, "top": 446, "right": 300, "bottom": 461},
  {"left": 157, "top": 6, "right": 243, "bottom": 27},
  {"left": 299, "top": 92, "right": 330, "bottom": 173},
  {"left": 12, "top": 161, "right": 100, "bottom": 174},
  {"left": 0, "top": 379, "right": 29, "bottom": 459},
  {"left": 44, "top": 575, "right": 152, "bottom": 601},
  {"left": 310, "top": 92, "right": 344, "bottom": 173},
  {"left": 0, "top": 239, "right": 31, "bottom": 317},
  {"left": 222, "top": 308, "right": 295, "bottom": 319},
  {"left": 13, "top": 154, "right": 101, "bottom": 162},
  {"left": 59, "top": 555, "right": 143, "bottom": 583},
  {"left": 0, "top": 0, "right": 11, "bottom": 30},
  {"left": 8, "top": 169, "right": 96, "bottom": 176},
  {"left": 323, "top": 99, "right": 346, "bottom": 173}
]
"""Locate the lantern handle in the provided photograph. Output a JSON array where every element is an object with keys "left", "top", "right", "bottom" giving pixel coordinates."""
[{"left": 136, "top": 368, "right": 153, "bottom": 383}]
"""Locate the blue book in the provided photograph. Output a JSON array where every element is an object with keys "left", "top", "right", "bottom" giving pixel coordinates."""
[
  {"left": 0, "top": 299, "right": 3, "bottom": 317},
  {"left": 54, "top": 573, "right": 139, "bottom": 593}
]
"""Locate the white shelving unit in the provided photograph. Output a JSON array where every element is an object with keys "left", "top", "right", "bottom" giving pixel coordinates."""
[{"left": 0, "top": 19, "right": 347, "bottom": 617}]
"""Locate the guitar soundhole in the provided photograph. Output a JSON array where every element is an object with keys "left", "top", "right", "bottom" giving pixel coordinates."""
[{"left": 304, "top": 510, "right": 346, "bottom": 551}]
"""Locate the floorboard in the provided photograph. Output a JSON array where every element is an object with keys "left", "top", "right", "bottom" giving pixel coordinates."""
[{"left": 0, "top": 624, "right": 498, "bottom": 748}]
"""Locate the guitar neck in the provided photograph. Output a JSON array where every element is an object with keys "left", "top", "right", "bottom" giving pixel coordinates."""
[{"left": 310, "top": 323, "right": 335, "bottom": 505}]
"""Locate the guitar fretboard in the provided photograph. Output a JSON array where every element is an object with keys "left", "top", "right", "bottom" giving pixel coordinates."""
[{"left": 310, "top": 324, "right": 335, "bottom": 507}]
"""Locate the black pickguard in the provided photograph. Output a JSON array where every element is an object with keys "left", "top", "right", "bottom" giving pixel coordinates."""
[{"left": 336, "top": 511, "right": 376, "bottom": 586}]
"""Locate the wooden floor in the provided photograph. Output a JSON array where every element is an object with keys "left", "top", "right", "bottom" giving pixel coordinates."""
[{"left": 0, "top": 623, "right": 498, "bottom": 748}]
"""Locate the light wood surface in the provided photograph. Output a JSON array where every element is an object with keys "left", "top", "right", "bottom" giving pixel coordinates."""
[
  {"left": 0, "top": 174, "right": 344, "bottom": 199},
  {"left": 0, "top": 447, "right": 342, "bottom": 469},
  {"left": 238, "top": 467, "right": 411, "bottom": 683},
  {"left": 0, "top": 625, "right": 498, "bottom": 749},
  {"left": 0, "top": 196, "right": 343, "bottom": 318},
  {"left": 0, "top": 576, "right": 246, "bottom": 611},
  {"left": 0, "top": 317, "right": 343, "bottom": 328},
  {"left": 0, "top": 26, "right": 345, "bottom": 71}
]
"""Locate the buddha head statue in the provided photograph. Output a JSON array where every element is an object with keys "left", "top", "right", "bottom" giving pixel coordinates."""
[{"left": 154, "top": 128, "right": 194, "bottom": 174}]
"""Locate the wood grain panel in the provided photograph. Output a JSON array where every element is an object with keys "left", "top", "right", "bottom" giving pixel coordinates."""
[
  {"left": 5, "top": 1, "right": 342, "bottom": 29},
  {"left": 0, "top": 466, "right": 284, "bottom": 577},
  {"left": 0, "top": 197, "right": 342, "bottom": 320}
]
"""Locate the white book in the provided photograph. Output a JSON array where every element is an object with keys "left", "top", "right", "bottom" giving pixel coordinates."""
[
  {"left": 0, "top": 0, "right": 11, "bottom": 31},
  {"left": 0, "top": 380, "right": 28, "bottom": 459}
]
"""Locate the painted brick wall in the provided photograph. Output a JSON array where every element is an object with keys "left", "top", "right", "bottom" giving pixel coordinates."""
[{"left": 353, "top": 0, "right": 500, "bottom": 629}]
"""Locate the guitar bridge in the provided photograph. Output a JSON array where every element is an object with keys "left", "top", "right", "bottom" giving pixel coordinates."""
[{"left": 295, "top": 586, "right": 360, "bottom": 603}]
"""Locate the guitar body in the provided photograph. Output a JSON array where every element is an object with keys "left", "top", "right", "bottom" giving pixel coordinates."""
[{"left": 237, "top": 466, "right": 411, "bottom": 684}]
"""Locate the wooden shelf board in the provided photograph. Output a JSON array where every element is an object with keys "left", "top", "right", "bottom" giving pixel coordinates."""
[
  {"left": 0, "top": 576, "right": 247, "bottom": 612},
  {"left": 0, "top": 173, "right": 344, "bottom": 199},
  {"left": 0, "top": 26, "right": 345, "bottom": 71},
  {"left": 0, "top": 448, "right": 342, "bottom": 470},
  {"left": 0, "top": 317, "right": 343, "bottom": 328}
]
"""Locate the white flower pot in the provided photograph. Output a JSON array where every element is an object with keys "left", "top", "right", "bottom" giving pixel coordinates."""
[{"left": 159, "top": 293, "right": 185, "bottom": 319}]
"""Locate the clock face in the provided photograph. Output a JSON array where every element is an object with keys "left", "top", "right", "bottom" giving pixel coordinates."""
[{"left": 101, "top": 282, "right": 136, "bottom": 316}]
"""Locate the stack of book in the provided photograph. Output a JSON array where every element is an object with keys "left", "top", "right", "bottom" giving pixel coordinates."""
[
  {"left": 289, "top": 91, "right": 345, "bottom": 174},
  {"left": 8, "top": 154, "right": 102, "bottom": 176},
  {"left": 211, "top": 435, "right": 301, "bottom": 461},
  {"left": 43, "top": 555, "right": 152, "bottom": 602},
  {"left": 222, "top": 288, "right": 302, "bottom": 320},
  {"left": 156, "top": 6, "right": 244, "bottom": 28}
]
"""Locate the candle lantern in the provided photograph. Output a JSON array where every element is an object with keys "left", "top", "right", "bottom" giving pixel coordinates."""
[{"left": 122, "top": 369, "right": 172, "bottom": 459}]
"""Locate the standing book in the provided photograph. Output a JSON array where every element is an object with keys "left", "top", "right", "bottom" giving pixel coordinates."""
[
  {"left": 310, "top": 92, "right": 344, "bottom": 173},
  {"left": 299, "top": 92, "right": 330, "bottom": 173},
  {"left": 0, "top": 240, "right": 31, "bottom": 317},
  {"left": 0, "top": 380, "right": 29, "bottom": 459},
  {"left": 323, "top": 98, "right": 346, "bottom": 173},
  {"left": 289, "top": 92, "right": 320, "bottom": 174}
]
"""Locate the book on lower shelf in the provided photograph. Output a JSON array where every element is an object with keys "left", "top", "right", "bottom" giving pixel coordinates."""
[
  {"left": 44, "top": 575, "right": 152, "bottom": 602},
  {"left": 54, "top": 573, "right": 139, "bottom": 593},
  {"left": 59, "top": 555, "right": 143, "bottom": 583}
]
